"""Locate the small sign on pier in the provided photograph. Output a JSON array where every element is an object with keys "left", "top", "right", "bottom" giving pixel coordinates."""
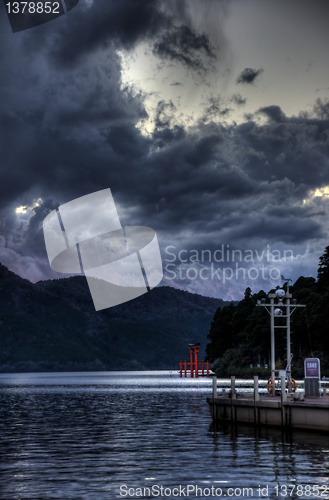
[{"left": 304, "top": 358, "right": 321, "bottom": 397}]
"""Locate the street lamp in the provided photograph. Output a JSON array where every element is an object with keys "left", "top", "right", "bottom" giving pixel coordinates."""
[{"left": 256, "top": 285, "right": 306, "bottom": 394}]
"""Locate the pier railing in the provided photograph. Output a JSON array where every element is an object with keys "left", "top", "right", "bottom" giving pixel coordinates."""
[
  {"left": 211, "top": 376, "right": 329, "bottom": 399},
  {"left": 208, "top": 376, "right": 329, "bottom": 432}
]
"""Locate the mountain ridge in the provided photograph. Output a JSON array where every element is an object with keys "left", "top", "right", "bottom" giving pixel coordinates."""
[{"left": 0, "top": 263, "right": 228, "bottom": 372}]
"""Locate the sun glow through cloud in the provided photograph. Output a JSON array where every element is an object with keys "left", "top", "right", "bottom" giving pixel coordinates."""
[
  {"left": 15, "top": 206, "right": 27, "bottom": 214},
  {"left": 313, "top": 186, "right": 329, "bottom": 198},
  {"left": 15, "top": 199, "right": 43, "bottom": 217},
  {"left": 303, "top": 186, "right": 329, "bottom": 205}
]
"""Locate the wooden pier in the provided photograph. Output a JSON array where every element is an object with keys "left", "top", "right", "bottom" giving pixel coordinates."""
[{"left": 207, "top": 377, "right": 329, "bottom": 432}]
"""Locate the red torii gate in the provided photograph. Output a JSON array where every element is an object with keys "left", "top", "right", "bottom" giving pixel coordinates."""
[{"left": 179, "top": 343, "right": 210, "bottom": 378}]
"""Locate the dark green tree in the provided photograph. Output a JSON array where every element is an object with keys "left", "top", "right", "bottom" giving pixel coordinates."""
[
  {"left": 205, "top": 303, "right": 235, "bottom": 362},
  {"left": 205, "top": 245, "right": 329, "bottom": 377},
  {"left": 317, "top": 246, "right": 329, "bottom": 291}
]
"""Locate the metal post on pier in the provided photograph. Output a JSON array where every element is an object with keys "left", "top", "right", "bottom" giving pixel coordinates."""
[
  {"left": 281, "top": 376, "right": 287, "bottom": 403},
  {"left": 286, "top": 291, "right": 291, "bottom": 392},
  {"left": 270, "top": 294, "right": 275, "bottom": 386},
  {"left": 256, "top": 283, "right": 306, "bottom": 395},
  {"left": 254, "top": 376, "right": 259, "bottom": 402},
  {"left": 212, "top": 376, "right": 218, "bottom": 398},
  {"left": 231, "top": 376, "right": 236, "bottom": 399}
]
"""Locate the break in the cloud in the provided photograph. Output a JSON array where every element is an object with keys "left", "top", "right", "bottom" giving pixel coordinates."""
[
  {"left": 1, "top": 0, "right": 329, "bottom": 300},
  {"left": 236, "top": 67, "right": 264, "bottom": 85}
]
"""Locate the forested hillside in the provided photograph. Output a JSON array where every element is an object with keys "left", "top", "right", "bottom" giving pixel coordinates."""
[
  {"left": 0, "top": 263, "right": 223, "bottom": 372},
  {"left": 206, "top": 247, "right": 329, "bottom": 378}
]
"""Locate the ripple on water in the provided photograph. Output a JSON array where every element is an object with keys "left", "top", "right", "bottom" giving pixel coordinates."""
[{"left": 0, "top": 372, "right": 329, "bottom": 499}]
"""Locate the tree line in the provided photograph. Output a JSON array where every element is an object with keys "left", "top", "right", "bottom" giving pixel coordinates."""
[{"left": 205, "top": 246, "right": 329, "bottom": 378}]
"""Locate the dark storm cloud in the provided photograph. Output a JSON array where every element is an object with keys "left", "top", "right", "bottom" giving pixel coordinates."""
[
  {"left": 149, "top": 100, "right": 187, "bottom": 147},
  {"left": 199, "top": 97, "right": 232, "bottom": 123},
  {"left": 1, "top": 0, "right": 329, "bottom": 292},
  {"left": 154, "top": 100, "right": 177, "bottom": 129},
  {"left": 236, "top": 67, "right": 264, "bottom": 85},
  {"left": 23, "top": 0, "right": 168, "bottom": 68},
  {"left": 153, "top": 24, "right": 216, "bottom": 73},
  {"left": 258, "top": 105, "right": 286, "bottom": 123},
  {"left": 313, "top": 98, "right": 329, "bottom": 119},
  {"left": 226, "top": 214, "right": 322, "bottom": 244},
  {"left": 230, "top": 93, "right": 247, "bottom": 106},
  {"left": 0, "top": 0, "right": 157, "bottom": 211},
  {"left": 235, "top": 107, "right": 329, "bottom": 188},
  {"left": 2, "top": 100, "right": 328, "bottom": 285},
  {"left": 116, "top": 111, "right": 327, "bottom": 240},
  {"left": 23, "top": 201, "right": 60, "bottom": 257}
]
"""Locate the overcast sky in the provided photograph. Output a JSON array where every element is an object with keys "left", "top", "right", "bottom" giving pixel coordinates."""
[{"left": 1, "top": 0, "right": 329, "bottom": 300}]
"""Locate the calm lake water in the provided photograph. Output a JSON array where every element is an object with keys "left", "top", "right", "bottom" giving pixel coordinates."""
[{"left": 1, "top": 371, "right": 329, "bottom": 500}]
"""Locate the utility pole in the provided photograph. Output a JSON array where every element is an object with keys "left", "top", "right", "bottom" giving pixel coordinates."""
[{"left": 256, "top": 284, "right": 305, "bottom": 394}]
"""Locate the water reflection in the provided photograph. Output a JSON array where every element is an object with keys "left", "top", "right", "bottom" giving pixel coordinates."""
[
  {"left": 0, "top": 372, "right": 329, "bottom": 500},
  {"left": 210, "top": 421, "right": 329, "bottom": 486}
]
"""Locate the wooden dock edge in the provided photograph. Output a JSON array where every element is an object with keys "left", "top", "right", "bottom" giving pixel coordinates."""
[{"left": 207, "top": 397, "right": 329, "bottom": 432}]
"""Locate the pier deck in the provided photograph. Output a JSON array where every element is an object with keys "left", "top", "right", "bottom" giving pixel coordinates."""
[{"left": 207, "top": 394, "right": 329, "bottom": 432}]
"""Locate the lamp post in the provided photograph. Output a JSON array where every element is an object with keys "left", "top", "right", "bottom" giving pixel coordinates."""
[
  {"left": 269, "top": 293, "right": 275, "bottom": 384},
  {"left": 256, "top": 285, "right": 305, "bottom": 394}
]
